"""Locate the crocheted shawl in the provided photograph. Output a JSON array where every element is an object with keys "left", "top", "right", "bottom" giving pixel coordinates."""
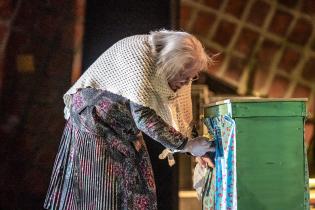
[{"left": 64, "top": 35, "right": 192, "bottom": 136}]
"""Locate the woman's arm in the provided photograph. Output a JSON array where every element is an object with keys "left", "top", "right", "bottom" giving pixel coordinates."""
[{"left": 130, "top": 102, "right": 188, "bottom": 151}]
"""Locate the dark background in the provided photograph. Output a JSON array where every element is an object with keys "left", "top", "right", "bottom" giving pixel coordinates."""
[{"left": 0, "top": 0, "right": 181, "bottom": 209}]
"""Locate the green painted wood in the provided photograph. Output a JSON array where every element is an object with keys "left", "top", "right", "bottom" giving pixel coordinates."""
[
  {"left": 231, "top": 101, "right": 306, "bottom": 118},
  {"left": 204, "top": 99, "right": 308, "bottom": 210},
  {"left": 204, "top": 103, "right": 230, "bottom": 118},
  {"left": 236, "top": 116, "right": 306, "bottom": 210},
  {"left": 204, "top": 101, "right": 307, "bottom": 118}
]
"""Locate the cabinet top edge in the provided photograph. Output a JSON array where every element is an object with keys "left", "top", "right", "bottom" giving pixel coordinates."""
[{"left": 204, "top": 97, "right": 308, "bottom": 107}]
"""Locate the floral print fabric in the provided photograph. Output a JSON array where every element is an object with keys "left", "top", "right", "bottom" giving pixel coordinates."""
[
  {"left": 203, "top": 115, "right": 237, "bottom": 210},
  {"left": 44, "top": 88, "right": 188, "bottom": 210}
]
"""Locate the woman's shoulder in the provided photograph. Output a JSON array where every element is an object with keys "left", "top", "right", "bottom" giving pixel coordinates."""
[
  {"left": 119, "top": 34, "right": 149, "bottom": 44},
  {"left": 76, "top": 88, "right": 127, "bottom": 102},
  {"left": 112, "top": 34, "right": 151, "bottom": 51}
]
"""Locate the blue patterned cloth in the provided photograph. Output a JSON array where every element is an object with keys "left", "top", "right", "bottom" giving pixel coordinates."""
[{"left": 203, "top": 114, "right": 237, "bottom": 210}]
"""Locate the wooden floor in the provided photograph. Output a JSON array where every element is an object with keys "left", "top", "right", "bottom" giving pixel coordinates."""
[{"left": 178, "top": 191, "right": 201, "bottom": 210}]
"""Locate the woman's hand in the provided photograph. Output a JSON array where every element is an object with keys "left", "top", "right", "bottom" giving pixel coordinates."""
[
  {"left": 182, "top": 136, "right": 214, "bottom": 156},
  {"left": 196, "top": 155, "right": 215, "bottom": 168}
]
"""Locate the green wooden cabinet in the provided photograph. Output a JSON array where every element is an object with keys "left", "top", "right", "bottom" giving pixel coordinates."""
[{"left": 204, "top": 98, "right": 309, "bottom": 210}]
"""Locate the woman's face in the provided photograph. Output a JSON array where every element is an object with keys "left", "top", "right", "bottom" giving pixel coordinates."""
[{"left": 168, "top": 66, "right": 200, "bottom": 92}]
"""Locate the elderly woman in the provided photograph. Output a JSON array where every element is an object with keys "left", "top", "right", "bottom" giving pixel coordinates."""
[{"left": 44, "top": 30, "right": 214, "bottom": 210}]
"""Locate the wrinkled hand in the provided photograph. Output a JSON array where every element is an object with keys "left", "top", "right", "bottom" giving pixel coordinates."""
[
  {"left": 182, "top": 137, "right": 214, "bottom": 156},
  {"left": 196, "top": 155, "right": 214, "bottom": 168}
]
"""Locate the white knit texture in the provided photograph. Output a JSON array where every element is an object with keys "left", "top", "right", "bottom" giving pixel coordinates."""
[{"left": 64, "top": 35, "right": 192, "bottom": 136}]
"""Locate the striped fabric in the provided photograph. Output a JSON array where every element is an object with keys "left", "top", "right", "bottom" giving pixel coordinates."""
[{"left": 44, "top": 122, "right": 125, "bottom": 209}]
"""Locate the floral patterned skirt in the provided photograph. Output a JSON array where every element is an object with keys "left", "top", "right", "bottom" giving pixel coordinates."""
[{"left": 44, "top": 119, "right": 157, "bottom": 210}]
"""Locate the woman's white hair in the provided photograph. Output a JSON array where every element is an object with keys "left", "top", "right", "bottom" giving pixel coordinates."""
[{"left": 150, "top": 29, "right": 213, "bottom": 80}]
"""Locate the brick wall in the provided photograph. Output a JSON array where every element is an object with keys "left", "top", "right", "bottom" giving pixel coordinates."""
[
  {"left": 0, "top": 0, "right": 85, "bottom": 209},
  {"left": 180, "top": 0, "right": 315, "bottom": 174}
]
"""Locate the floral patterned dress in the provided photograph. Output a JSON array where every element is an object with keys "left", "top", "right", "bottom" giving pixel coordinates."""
[{"left": 44, "top": 88, "right": 188, "bottom": 210}]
